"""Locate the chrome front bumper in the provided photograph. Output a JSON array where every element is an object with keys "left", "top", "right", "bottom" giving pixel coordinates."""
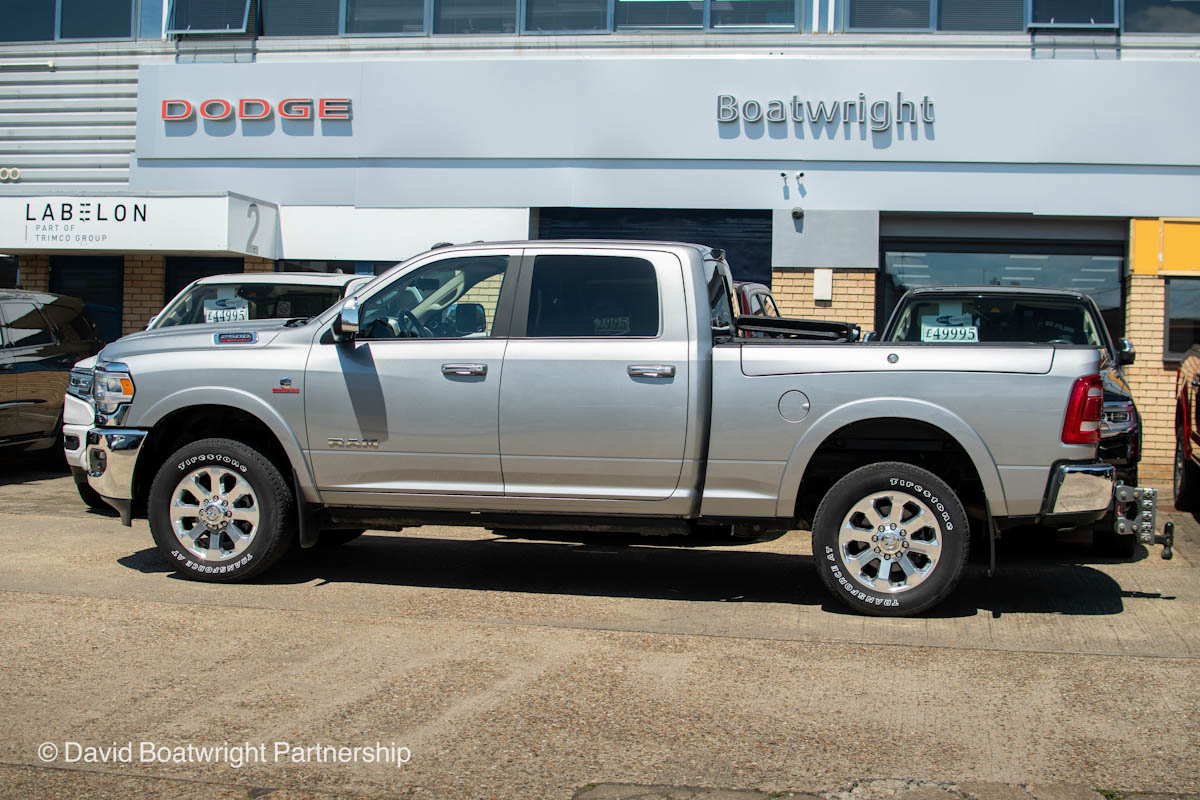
[
  {"left": 1044, "top": 462, "right": 1115, "bottom": 518},
  {"left": 86, "top": 428, "right": 148, "bottom": 526}
]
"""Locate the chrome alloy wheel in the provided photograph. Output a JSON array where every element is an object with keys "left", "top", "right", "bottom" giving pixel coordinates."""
[
  {"left": 169, "top": 466, "right": 260, "bottom": 561},
  {"left": 838, "top": 490, "right": 943, "bottom": 594}
]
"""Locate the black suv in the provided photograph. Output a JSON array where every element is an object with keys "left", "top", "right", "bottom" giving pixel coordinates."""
[{"left": 0, "top": 290, "right": 103, "bottom": 457}]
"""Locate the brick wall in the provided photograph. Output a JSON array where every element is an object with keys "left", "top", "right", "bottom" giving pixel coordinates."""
[
  {"left": 122, "top": 254, "right": 165, "bottom": 334},
  {"left": 1123, "top": 273, "right": 1176, "bottom": 481},
  {"left": 770, "top": 268, "right": 877, "bottom": 330},
  {"left": 16, "top": 255, "right": 50, "bottom": 293},
  {"left": 244, "top": 256, "right": 274, "bottom": 273}
]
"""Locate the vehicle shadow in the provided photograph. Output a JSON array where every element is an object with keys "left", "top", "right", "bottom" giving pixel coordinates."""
[
  {"left": 0, "top": 452, "right": 69, "bottom": 485},
  {"left": 117, "top": 528, "right": 1155, "bottom": 618}
]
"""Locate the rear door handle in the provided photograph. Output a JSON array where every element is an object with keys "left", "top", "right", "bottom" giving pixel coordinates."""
[
  {"left": 442, "top": 363, "right": 487, "bottom": 377},
  {"left": 627, "top": 364, "right": 676, "bottom": 379}
]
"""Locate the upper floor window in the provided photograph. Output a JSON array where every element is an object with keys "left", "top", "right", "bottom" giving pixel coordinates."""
[
  {"left": 1029, "top": 0, "right": 1116, "bottom": 27},
  {"left": 1124, "top": 0, "right": 1200, "bottom": 32},
  {"left": 261, "top": 0, "right": 340, "bottom": 35},
  {"left": 1, "top": 0, "right": 137, "bottom": 41},
  {"left": 167, "top": 0, "right": 252, "bottom": 34},
  {"left": 847, "top": 0, "right": 1023, "bottom": 30}
]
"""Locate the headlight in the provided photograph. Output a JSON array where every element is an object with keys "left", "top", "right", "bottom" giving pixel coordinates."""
[
  {"left": 93, "top": 365, "right": 135, "bottom": 416},
  {"left": 67, "top": 367, "right": 93, "bottom": 400}
]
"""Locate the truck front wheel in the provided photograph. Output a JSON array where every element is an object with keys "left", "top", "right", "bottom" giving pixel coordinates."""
[
  {"left": 148, "top": 438, "right": 295, "bottom": 582},
  {"left": 812, "top": 462, "right": 970, "bottom": 617}
]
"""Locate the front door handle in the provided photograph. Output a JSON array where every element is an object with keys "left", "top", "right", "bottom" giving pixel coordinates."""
[
  {"left": 627, "top": 364, "right": 676, "bottom": 379},
  {"left": 442, "top": 363, "right": 487, "bottom": 377}
]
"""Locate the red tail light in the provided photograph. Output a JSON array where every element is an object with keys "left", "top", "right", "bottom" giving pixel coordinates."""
[{"left": 1062, "top": 374, "right": 1104, "bottom": 445}]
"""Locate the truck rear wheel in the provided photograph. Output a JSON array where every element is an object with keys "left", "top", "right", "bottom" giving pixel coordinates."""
[
  {"left": 812, "top": 462, "right": 970, "bottom": 617},
  {"left": 148, "top": 438, "right": 295, "bottom": 582}
]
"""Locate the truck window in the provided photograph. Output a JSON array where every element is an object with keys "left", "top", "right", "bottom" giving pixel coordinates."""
[
  {"left": 525, "top": 255, "right": 659, "bottom": 338},
  {"left": 0, "top": 302, "right": 54, "bottom": 348},
  {"left": 888, "top": 297, "right": 1105, "bottom": 348},
  {"left": 358, "top": 255, "right": 511, "bottom": 340}
]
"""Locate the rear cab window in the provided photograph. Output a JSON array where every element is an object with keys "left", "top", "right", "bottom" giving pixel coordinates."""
[{"left": 523, "top": 255, "right": 660, "bottom": 338}]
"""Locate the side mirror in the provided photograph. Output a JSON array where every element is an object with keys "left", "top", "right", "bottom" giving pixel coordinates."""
[
  {"left": 1117, "top": 338, "right": 1136, "bottom": 366},
  {"left": 862, "top": 330, "right": 877, "bottom": 342},
  {"left": 333, "top": 297, "right": 360, "bottom": 341},
  {"left": 453, "top": 302, "right": 487, "bottom": 334}
]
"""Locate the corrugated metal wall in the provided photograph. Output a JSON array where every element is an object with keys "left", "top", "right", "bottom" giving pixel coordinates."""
[{"left": 0, "top": 42, "right": 172, "bottom": 189}]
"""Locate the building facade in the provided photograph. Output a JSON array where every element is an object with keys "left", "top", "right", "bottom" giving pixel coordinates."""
[{"left": 1, "top": 0, "right": 1198, "bottom": 478}]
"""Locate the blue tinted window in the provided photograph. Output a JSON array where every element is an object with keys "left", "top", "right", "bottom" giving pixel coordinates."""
[
  {"left": 526, "top": 0, "right": 607, "bottom": 31},
  {"left": 0, "top": 0, "right": 56, "bottom": 40},
  {"left": 61, "top": 0, "right": 132, "bottom": 37},
  {"left": 848, "top": 0, "right": 930, "bottom": 28},
  {"left": 1125, "top": 0, "right": 1200, "bottom": 32},
  {"left": 938, "top": 0, "right": 1022, "bottom": 30},
  {"left": 140, "top": 0, "right": 164, "bottom": 37},
  {"left": 711, "top": 0, "right": 795, "bottom": 27},
  {"left": 1030, "top": 0, "right": 1115, "bottom": 25},
  {"left": 169, "top": 0, "right": 251, "bottom": 32},
  {"left": 615, "top": 0, "right": 703, "bottom": 27},
  {"left": 434, "top": 0, "right": 517, "bottom": 32},
  {"left": 261, "top": 0, "right": 340, "bottom": 35},
  {"left": 347, "top": 0, "right": 425, "bottom": 33}
]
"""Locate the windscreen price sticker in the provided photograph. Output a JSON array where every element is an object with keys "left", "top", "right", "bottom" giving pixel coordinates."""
[
  {"left": 203, "top": 298, "right": 250, "bottom": 323},
  {"left": 921, "top": 324, "right": 978, "bottom": 342}
]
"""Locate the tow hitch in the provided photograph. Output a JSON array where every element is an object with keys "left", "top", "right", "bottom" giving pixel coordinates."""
[{"left": 1113, "top": 484, "right": 1174, "bottom": 559}]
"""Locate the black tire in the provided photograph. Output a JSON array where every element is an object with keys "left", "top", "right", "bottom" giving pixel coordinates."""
[
  {"left": 318, "top": 529, "right": 365, "bottom": 546},
  {"left": 148, "top": 438, "right": 295, "bottom": 582},
  {"left": 74, "top": 473, "right": 111, "bottom": 511},
  {"left": 813, "top": 462, "right": 970, "bottom": 617},
  {"left": 1175, "top": 440, "right": 1199, "bottom": 512}
]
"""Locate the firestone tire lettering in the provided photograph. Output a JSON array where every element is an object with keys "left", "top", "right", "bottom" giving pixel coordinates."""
[
  {"left": 150, "top": 438, "right": 292, "bottom": 584},
  {"left": 814, "top": 462, "right": 970, "bottom": 617}
]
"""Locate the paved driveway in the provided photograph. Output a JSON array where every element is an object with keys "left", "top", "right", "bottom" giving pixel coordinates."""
[{"left": 0, "top": 460, "right": 1196, "bottom": 799}]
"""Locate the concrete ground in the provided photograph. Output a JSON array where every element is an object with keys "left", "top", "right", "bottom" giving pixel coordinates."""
[{"left": 0, "top": 457, "right": 1197, "bottom": 800}]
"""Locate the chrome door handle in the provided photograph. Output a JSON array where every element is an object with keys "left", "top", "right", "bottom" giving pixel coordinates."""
[
  {"left": 442, "top": 363, "right": 487, "bottom": 377},
  {"left": 627, "top": 364, "right": 676, "bottom": 379}
]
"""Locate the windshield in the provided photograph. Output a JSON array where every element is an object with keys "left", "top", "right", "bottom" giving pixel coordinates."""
[
  {"left": 886, "top": 295, "right": 1109, "bottom": 349},
  {"left": 150, "top": 282, "right": 346, "bottom": 329}
]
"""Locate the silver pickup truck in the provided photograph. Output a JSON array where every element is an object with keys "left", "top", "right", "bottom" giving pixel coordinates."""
[{"left": 84, "top": 241, "right": 1121, "bottom": 616}]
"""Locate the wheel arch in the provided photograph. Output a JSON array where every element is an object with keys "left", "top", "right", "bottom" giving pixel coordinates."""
[
  {"left": 776, "top": 398, "right": 1007, "bottom": 522},
  {"left": 133, "top": 390, "right": 317, "bottom": 511}
]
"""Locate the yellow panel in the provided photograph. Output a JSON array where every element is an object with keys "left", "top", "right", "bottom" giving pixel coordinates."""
[
  {"left": 1130, "top": 218, "right": 1161, "bottom": 275},
  {"left": 1163, "top": 219, "right": 1200, "bottom": 273}
]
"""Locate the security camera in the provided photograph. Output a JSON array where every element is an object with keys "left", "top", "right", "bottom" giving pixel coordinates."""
[
  {"left": 795, "top": 171, "right": 805, "bottom": 179},
  {"left": 791, "top": 208, "right": 804, "bottom": 220}
]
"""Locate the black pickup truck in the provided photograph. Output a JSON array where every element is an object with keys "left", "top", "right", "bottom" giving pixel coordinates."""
[{"left": 879, "top": 286, "right": 1143, "bottom": 555}]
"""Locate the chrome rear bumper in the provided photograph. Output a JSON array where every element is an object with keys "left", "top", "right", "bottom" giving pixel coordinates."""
[{"left": 1044, "top": 462, "right": 1114, "bottom": 518}]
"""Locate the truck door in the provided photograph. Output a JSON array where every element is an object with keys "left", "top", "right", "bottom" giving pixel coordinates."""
[
  {"left": 304, "top": 249, "right": 520, "bottom": 504},
  {"left": 498, "top": 249, "right": 691, "bottom": 503}
]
